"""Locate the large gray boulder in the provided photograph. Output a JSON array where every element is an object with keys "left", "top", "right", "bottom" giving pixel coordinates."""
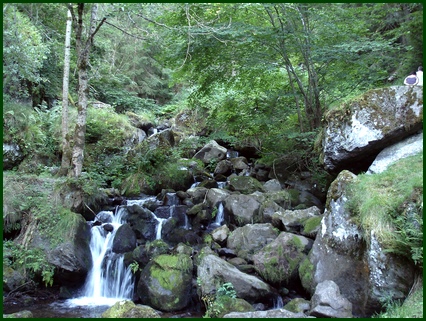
[
  {"left": 227, "top": 224, "right": 279, "bottom": 261},
  {"left": 197, "top": 254, "right": 277, "bottom": 304},
  {"left": 367, "top": 131, "right": 423, "bottom": 174},
  {"left": 322, "top": 86, "right": 423, "bottom": 174},
  {"left": 300, "top": 170, "right": 415, "bottom": 317},
  {"left": 193, "top": 140, "right": 227, "bottom": 164},
  {"left": 224, "top": 194, "right": 262, "bottom": 226}
]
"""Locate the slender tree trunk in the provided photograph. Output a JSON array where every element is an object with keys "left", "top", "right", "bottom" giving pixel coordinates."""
[
  {"left": 58, "top": 9, "right": 72, "bottom": 176},
  {"left": 69, "top": 3, "right": 103, "bottom": 178}
]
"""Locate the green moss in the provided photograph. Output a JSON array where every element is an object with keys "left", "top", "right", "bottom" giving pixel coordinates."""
[
  {"left": 302, "top": 216, "right": 323, "bottom": 234},
  {"left": 299, "top": 256, "right": 314, "bottom": 292},
  {"left": 150, "top": 254, "right": 192, "bottom": 291}
]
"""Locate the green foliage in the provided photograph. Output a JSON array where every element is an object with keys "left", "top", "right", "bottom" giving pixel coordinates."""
[
  {"left": 3, "top": 4, "right": 49, "bottom": 97},
  {"left": 129, "top": 261, "right": 140, "bottom": 274},
  {"left": 373, "top": 277, "right": 423, "bottom": 318},
  {"left": 4, "top": 240, "right": 55, "bottom": 287},
  {"left": 347, "top": 153, "right": 423, "bottom": 267},
  {"left": 203, "top": 282, "right": 237, "bottom": 318}
]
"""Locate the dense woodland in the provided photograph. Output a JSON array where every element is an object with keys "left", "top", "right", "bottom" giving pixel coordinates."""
[
  {"left": 3, "top": 3, "right": 423, "bottom": 180},
  {"left": 2, "top": 3, "right": 423, "bottom": 318}
]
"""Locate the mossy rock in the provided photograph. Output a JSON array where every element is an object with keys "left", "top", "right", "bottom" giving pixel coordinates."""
[
  {"left": 101, "top": 300, "right": 160, "bottom": 318},
  {"left": 207, "top": 296, "right": 255, "bottom": 318},
  {"left": 229, "top": 176, "right": 265, "bottom": 194},
  {"left": 137, "top": 253, "right": 193, "bottom": 311},
  {"left": 298, "top": 256, "right": 314, "bottom": 294},
  {"left": 3, "top": 310, "right": 33, "bottom": 318}
]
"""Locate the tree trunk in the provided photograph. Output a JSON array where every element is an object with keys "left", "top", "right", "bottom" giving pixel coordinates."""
[
  {"left": 58, "top": 9, "right": 72, "bottom": 176},
  {"left": 69, "top": 3, "right": 102, "bottom": 178}
]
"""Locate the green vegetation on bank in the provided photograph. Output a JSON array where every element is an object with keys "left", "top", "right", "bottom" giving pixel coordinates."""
[{"left": 347, "top": 153, "right": 423, "bottom": 268}]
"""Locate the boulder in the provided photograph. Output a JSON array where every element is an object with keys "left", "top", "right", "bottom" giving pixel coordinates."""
[
  {"left": 253, "top": 232, "right": 313, "bottom": 285},
  {"left": 146, "top": 128, "right": 175, "bottom": 150},
  {"left": 228, "top": 176, "right": 265, "bottom": 194},
  {"left": 3, "top": 310, "right": 33, "bottom": 318},
  {"left": 101, "top": 300, "right": 160, "bottom": 318},
  {"left": 271, "top": 206, "right": 322, "bottom": 233},
  {"left": 322, "top": 86, "right": 423, "bottom": 174},
  {"left": 197, "top": 254, "right": 277, "bottom": 304},
  {"left": 283, "top": 297, "right": 310, "bottom": 314},
  {"left": 263, "top": 179, "right": 282, "bottom": 192},
  {"left": 112, "top": 224, "right": 137, "bottom": 254},
  {"left": 301, "top": 170, "right": 416, "bottom": 317},
  {"left": 137, "top": 254, "right": 193, "bottom": 311},
  {"left": 125, "top": 205, "right": 157, "bottom": 242},
  {"left": 3, "top": 266, "right": 26, "bottom": 292},
  {"left": 205, "top": 188, "right": 231, "bottom": 208},
  {"left": 230, "top": 156, "right": 249, "bottom": 171},
  {"left": 193, "top": 140, "right": 227, "bottom": 164},
  {"left": 3, "top": 143, "right": 24, "bottom": 170},
  {"left": 367, "top": 131, "right": 423, "bottom": 174},
  {"left": 223, "top": 309, "right": 308, "bottom": 318},
  {"left": 214, "top": 159, "right": 233, "bottom": 176},
  {"left": 227, "top": 224, "right": 279, "bottom": 261},
  {"left": 309, "top": 280, "right": 353, "bottom": 318},
  {"left": 224, "top": 194, "right": 261, "bottom": 226},
  {"left": 211, "top": 224, "right": 230, "bottom": 244}
]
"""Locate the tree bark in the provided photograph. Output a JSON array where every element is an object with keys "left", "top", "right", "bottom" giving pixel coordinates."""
[
  {"left": 58, "top": 9, "right": 73, "bottom": 176},
  {"left": 68, "top": 3, "right": 104, "bottom": 178}
]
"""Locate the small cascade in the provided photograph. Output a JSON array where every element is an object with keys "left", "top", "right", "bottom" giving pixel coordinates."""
[
  {"left": 154, "top": 217, "right": 166, "bottom": 239},
  {"left": 67, "top": 208, "right": 134, "bottom": 306},
  {"left": 207, "top": 202, "right": 225, "bottom": 231},
  {"left": 213, "top": 202, "right": 225, "bottom": 226},
  {"left": 272, "top": 295, "right": 284, "bottom": 310}
]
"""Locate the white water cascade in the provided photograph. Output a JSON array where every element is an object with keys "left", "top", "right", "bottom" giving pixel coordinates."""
[{"left": 67, "top": 208, "right": 134, "bottom": 306}]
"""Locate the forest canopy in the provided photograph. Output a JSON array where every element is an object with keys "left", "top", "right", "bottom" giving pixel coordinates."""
[{"left": 2, "top": 2, "right": 423, "bottom": 175}]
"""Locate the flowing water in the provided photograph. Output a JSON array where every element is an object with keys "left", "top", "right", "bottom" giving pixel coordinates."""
[{"left": 66, "top": 208, "right": 135, "bottom": 307}]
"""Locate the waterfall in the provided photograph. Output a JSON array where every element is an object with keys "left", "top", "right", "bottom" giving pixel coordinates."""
[
  {"left": 67, "top": 208, "right": 134, "bottom": 306},
  {"left": 213, "top": 202, "right": 224, "bottom": 226},
  {"left": 272, "top": 295, "right": 284, "bottom": 309}
]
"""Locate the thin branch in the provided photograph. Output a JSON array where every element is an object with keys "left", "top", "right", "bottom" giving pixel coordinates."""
[{"left": 104, "top": 20, "right": 146, "bottom": 40}]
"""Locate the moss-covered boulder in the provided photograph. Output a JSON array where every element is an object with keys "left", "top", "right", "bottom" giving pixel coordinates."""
[
  {"left": 3, "top": 310, "right": 33, "bottom": 318},
  {"left": 322, "top": 86, "right": 423, "bottom": 174},
  {"left": 101, "top": 300, "right": 160, "bottom": 318},
  {"left": 228, "top": 176, "right": 265, "bottom": 194},
  {"left": 206, "top": 296, "right": 255, "bottom": 318},
  {"left": 253, "top": 232, "right": 313, "bottom": 285},
  {"left": 137, "top": 253, "right": 193, "bottom": 311}
]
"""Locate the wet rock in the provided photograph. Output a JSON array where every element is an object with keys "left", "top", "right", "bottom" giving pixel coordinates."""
[
  {"left": 102, "top": 300, "right": 160, "bottom": 318},
  {"left": 228, "top": 176, "right": 265, "bottom": 194},
  {"left": 227, "top": 224, "right": 279, "bottom": 261},
  {"left": 223, "top": 309, "right": 308, "bottom": 318},
  {"left": 197, "top": 254, "right": 277, "bottom": 304},
  {"left": 112, "top": 224, "right": 137, "bottom": 253},
  {"left": 224, "top": 194, "right": 261, "bottom": 226},
  {"left": 3, "top": 310, "right": 33, "bottom": 318},
  {"left": 309, "top": 280, "right": 353, "bottom": 318},
  {"left": 193, "top": 140, "right": 227, "bottom": 164}
]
